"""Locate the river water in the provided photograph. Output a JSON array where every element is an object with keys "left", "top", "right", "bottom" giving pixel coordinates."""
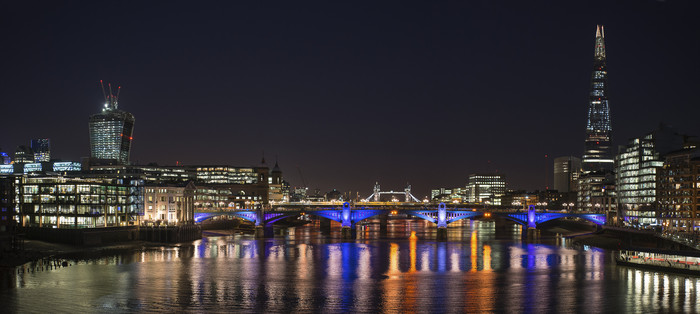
[{"left": 1, "top": 219, "right": 699, "bottom": 313}]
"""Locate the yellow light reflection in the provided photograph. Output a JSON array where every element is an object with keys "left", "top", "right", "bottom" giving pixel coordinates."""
[
  {"left": 389, "top": 243, "right": 399, "bottom": 274},
  {"left": 471, "top": 230, "right": 478, "bottom": 272},
  {"left": 483, "top": 245, "right": 491, "bottom": 271},
  {"left": 409, "top": 234, "right": 417, "bottom": 273}
]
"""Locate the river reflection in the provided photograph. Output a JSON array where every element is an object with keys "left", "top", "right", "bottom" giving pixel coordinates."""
[{"left": 2, "top": 220, "right": 700, "bottom": 312}]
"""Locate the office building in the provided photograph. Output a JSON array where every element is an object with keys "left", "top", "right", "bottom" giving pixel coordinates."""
[
  {"left": 615, "top": 125, "right": 688, "bottom": 226},
  {"left": 13, "top": 145, "right": 34, "bottom": 164},
  {"left": 143, "top": 182, "right": 195, "bottom": 225},
  {"left": 467, "top": 174, "right": 506, "bottom": 205},
  {"left": 89, "top": 82, "right": 135, "bottom": 165},
  {"left": 17, "top": 174, "right": 143, "bottom": 228},
  {"left": 31, "top": 138, "right": 50, "bottom": 162},
  {"left": 657, "top": 146, "right": 700, "bottom": 233},
  {"left": 583, "top": 25, "right": 614, "bottom": 172},
  {"left": 553, "top": 156, "right": 581, "bottom": 193}
]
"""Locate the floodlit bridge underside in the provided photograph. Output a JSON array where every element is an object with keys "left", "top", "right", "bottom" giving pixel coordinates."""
[{"left": 194, "top": 203, "right": 606, "bottom": 238}]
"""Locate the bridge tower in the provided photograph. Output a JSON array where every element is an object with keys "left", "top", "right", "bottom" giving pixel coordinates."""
[
  {"left": 404, "top": 184, "right": 412, "bottom": 202},
  {"left": 373, "top": 182, "right": 381, "bottom": 202}
]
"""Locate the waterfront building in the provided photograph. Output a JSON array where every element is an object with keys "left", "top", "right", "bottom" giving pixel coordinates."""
[
  {"left": 576, "top": 171, "right": 615, "bottom": 213},
  {"left": 16, "top": 174, "right": 143, "bottom": 228},
  {"left": 143, "top": 182, "right": 195, "bottom": 225},
  {"left": 30, "top": 138, "right": 50, "bottom": 162},
  {"left": 615, "top": 125, "right": 689, "bottom": 226},
  {"left": 583, "top": 25, "right": 613, "bottom": 172},
  {"left": 89, "top": 83, "right": 135, "bottom": 165},
  {"left": 0, "top": 177, "right": 15, "bottom": 233},
  {"left": 13, "top": 146, "right": 33, "bottom": 164},
  {"left": 467, "top": 174, "right": 506, "bottom": 205},
  {"left": 657, "top": 146, "right": 700, "bottom": 233},
  {"left": 553, "top": 156, "right": 581, "bottom": 193}
]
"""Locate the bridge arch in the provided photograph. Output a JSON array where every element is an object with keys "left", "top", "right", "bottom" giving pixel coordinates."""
[{"left": 500, "top": 212, "right": 606, "bottom": 227}]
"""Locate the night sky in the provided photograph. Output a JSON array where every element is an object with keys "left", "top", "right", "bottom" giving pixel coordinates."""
[{"left": 1, "top": 1, "right": 699, "bottom": 198}]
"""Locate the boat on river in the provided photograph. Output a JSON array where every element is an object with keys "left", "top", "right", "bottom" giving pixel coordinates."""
[{"left": 616, "top": 249, "right": 700, "bottom": 276}]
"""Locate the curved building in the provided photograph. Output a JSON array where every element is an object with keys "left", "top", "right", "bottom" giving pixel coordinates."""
[{"left": 89, "top": 82, "right": 135, "bottom": 165}]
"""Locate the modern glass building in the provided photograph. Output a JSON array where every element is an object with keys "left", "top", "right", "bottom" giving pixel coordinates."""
[
  {"left": 583, "top": 25, "right": 614, "bottom": 172},
  {"left": 30, "top": 138, "right": 50, "bottom": 162},
  {"left": 467, "top": 174, "right": 506, "bottom": 205},
  {"left": 615, "top": 125, "right": 689, "bottom": 226},
  {"left": 17, "top": 175, "right": 143, "bottom": 228},
  {"left": 89, "top": 83, "right": 134, "bottom": 165}
]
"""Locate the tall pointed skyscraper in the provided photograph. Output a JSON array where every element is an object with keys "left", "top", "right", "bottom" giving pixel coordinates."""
[{"left": 583, "top": 25, "right": 613, "bottom": 172}]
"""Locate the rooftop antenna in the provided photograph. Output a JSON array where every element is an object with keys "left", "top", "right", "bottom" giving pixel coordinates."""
[{"left": 116, "top": 86, "right": 121, "bottom": 104}]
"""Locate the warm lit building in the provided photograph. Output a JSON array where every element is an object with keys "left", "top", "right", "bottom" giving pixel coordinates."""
[
  {"left": 657, "top": 147, "right": 700, "bottom": 233},
  {"left": 143, "top": 182, "right": 195, "bottom": 225}
]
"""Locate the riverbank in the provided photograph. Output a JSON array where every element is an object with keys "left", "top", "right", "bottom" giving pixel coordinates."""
[{"left": 0, "top": 239, "right": 167, "bottom": 268}]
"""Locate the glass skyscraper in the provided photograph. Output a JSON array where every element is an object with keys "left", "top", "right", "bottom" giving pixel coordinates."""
[
  {"left": 583, "top": 25, "right": 613, "bottom": 172},
  {"left": 89, "top": 83, "right": 135, "bottom": 165},
  {"left": 30, "top": 138, "right": 50, "bottom": 162}
]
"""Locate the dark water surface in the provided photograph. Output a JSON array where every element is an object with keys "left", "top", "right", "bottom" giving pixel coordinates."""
[{"left": 2, "top": 220, "right": 699, "bottom": 313}]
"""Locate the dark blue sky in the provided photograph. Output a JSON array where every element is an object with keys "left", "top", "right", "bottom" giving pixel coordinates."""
[{"left": 1, "top": 1, "right": 698, "bottom": 198}]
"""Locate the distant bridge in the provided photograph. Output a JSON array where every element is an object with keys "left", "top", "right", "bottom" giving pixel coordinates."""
[{"left": 194, "top": 202, "right": 606, "bottom": 239}]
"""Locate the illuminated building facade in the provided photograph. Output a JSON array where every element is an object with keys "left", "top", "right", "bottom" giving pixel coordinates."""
[
  {"left": 89, "top": 82, "right": 134, "bottom": 165},
  {"left": 583, "top": 25, "right": 613, "bottom": 172},
  {"left": 467, "top": 174, "right": 506, "bottom": 205},
  {"left": 576, "top": 171, "right": 615, "bottom": 213},
  {"left": 17, "top": 175, "right": 143, "bottom": 228},
  {"left": 553, "top": 156, "right": 581, "bottom": 193},
  {"left": 13, "top": 146, "right": 33, "bottom": 164},
  {"left": 30, "top": 138, "right": 50, "bottom": 162},
  {"left": 615, "top": 125, "right": 688, "bottom": 226},
  {"left": 143, "top": 182, "right": 195, "bottom": 225},
  {"left": 657, "top": 147, "right": 700, "bottom": 233}
]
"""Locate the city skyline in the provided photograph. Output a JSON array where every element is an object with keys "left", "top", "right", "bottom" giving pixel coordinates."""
[{"left": 1, "top": 1, "right": 699, "bottom": 197}]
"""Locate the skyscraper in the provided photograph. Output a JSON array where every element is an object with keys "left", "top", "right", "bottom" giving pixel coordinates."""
[
  {"left": 553, "top": 156, "right": 581, "bottom": 193},
  {"left": 89, "top": 81, "right": 135, "bottom": 165},
  {"left": 31, "top": 138, "right": 50, "bottom": 162},
  {"left": 583, "top": 25, "right": 613, "bottom": 172}
]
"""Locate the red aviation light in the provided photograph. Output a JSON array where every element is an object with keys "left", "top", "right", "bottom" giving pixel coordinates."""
[{"left": 129, "top": 136, "right": 133, "bottom": 140}]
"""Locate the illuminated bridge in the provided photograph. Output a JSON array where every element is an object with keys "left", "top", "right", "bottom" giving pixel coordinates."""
[{"left": 194, "top": 202, "right": 606, "bottom": 240}]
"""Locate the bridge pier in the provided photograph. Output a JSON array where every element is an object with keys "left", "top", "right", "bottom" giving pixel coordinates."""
[
  {"left": 436, "top": 203, "right": 448, "bottom": 241},
  {"left": 254, "top": 225, "right": 274, "bottom": 238},
  {"left": 341, "top": 226, "right": 355, "bottom": 240},
  {"left": 379, "top": 214, "right": 388, "bottom": 238},
  {"left": 437, "top": 227, "right": 448, "bottom": 241},
  {"left": 320, "top": 217, "right": 332, "bottom": 235}
]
